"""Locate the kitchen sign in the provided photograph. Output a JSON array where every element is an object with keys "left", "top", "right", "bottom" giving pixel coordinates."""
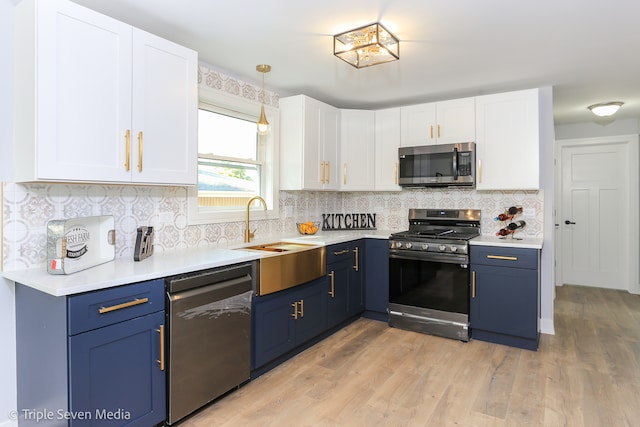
[{"left": 322, "top": 213, "right": 376, "bottom": 230}]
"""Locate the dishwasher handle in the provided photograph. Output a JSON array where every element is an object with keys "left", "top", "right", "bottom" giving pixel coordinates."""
[{"left": 168, "top": 274, "right": 252, "bottom": 304}]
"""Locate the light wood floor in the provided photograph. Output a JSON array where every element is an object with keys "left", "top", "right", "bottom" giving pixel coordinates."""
[{"left": 180, "top": 285, "right": 640, "bottom": 426}]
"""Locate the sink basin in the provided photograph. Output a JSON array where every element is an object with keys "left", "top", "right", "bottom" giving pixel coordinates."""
[
  {"left": 235, "top": 242, "right": 326, "bottom": 296},
  {"left": 243, "top": 242, "right": 318, "bottom": 252}
]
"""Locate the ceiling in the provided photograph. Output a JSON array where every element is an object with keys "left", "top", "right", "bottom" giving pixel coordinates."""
[{"left": 74, "top": 0, "right": 640, "bottom": 125}]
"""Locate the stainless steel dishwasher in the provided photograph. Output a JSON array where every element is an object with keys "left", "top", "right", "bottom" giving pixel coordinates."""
[{"left": 165, "top": 262, "right": 253, "bottom": 425}]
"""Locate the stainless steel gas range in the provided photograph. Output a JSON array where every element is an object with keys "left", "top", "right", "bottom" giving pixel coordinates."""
[{"left": 388, "top": 208, "right": 481, "bottom": 341}]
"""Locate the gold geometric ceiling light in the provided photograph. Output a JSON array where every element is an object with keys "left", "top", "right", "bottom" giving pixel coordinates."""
[
  {"left": 334, "top": 23, "right": 399, "bottom": 68},
  {"left": 256, "top": 64, "right": 271, "bottom": 135}
]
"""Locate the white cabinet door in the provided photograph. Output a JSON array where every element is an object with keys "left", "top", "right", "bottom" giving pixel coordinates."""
[
  {"left": 280, "top": 95, "right": 340, "bottom": 190},
  {"left": 400, "top": 103, "right": 436, "bottom": 146},
  {"left": 436, "top": 97, "right": 476, "bottom": 144},
  {"left": 374, "top": 108, "right": 401, "bottom": 191},
  {"left": 20, "top": 0, "right": 133, "bottom": 182},
  {"left": 400, "top": 98, "right": 475, "bottom": 147},
  {"left": 15, "top": 0, "right": 197, "bottom": 185},
  {"left": 341, "top": 110, "right": 374, "bottom": 191},
  {"left": 131, "top": 30, "right": 197, "bottom": 185},
  {"left": 475, "top": 89, "right": 540, "bottom": 190}
]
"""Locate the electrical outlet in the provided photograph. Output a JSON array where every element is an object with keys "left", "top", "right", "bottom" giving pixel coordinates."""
[
  {"left": 523, "top": 208, "right": 535, "bottom": 216},
  {"left": 159, "top": 212, "right": 173, "bottom": 224}
]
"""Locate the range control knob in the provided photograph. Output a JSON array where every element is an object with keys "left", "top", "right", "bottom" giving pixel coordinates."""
[
  {"left": 439, "top": 245, "right": 446, "bottom": 252},
  {"left": 405, "top": 242, "right": 413, "bottom": 249},
  {"left": 451, "top": 246, "right": 458, "bottom": 252},
  {"left": 422, "top": 243, "right": 429, "bottom": 250},
  {"left": 393, "top": 241, "right": 403, "bottom": 249}
]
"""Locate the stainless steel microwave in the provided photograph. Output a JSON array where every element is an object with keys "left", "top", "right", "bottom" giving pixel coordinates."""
[{"left": 398, "top": 142, "right": 476, "bottom": 188}]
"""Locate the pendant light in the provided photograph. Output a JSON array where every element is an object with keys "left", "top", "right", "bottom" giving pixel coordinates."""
[{"left": 256, "top": 64, "right": 271, "bottom": 135}]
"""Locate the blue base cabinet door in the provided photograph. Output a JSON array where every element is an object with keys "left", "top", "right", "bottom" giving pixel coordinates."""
[
  {"left": 253, "top": 278, "right": 327, "bottom": 369},
  {"left": 364, "top": 239, "right": 389, "bottom": 318},
  {"left": 69, "top": 310, "right": 166, "bottom": 426},
  {"left": 326, "top": 255, "right": 351, "bottom": 329}
]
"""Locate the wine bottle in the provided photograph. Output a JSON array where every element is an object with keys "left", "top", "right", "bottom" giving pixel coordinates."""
[
  {"left": 507, "top": 220, "right": 526, "bottom": 230},
  {"left": 508, "top": 206, "right": 523, "bottom": 215},
  {"left": 494, "top": 213, "right": 514, "bottom": 221},
  {"left": 496, "top": 227, "right": 514, "bottom": 237}
]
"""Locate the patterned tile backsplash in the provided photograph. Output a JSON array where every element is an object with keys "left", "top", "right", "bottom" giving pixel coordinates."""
[
  {"left": 2, "top": 182, "right": 542, "bottom": 270},
  {"left": 2, "top": 63, "right": 543, "bottom": 270}
]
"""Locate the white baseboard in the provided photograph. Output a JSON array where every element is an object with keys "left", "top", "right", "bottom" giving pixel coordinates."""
[{"left": 540, "top": 317, "right": 555, "bottom": 335}]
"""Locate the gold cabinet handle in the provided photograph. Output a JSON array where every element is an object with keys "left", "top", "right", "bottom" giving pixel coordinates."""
[
  {"left": 471, "top": 271, "right": 476, "bottom": 299},
  {"left": 124, "top": 129, "right": 131, "bottom": 171},
  {"left": 478, "top": 159, "right": 483, "bottom": 183},
  {"left": 328, "top": 271, "right": 335, "bottom": 298},
  {"left": 333, "top": 249, "right": 350, "bottom": 256},
  {"left": 326, "top": 161, "right": 330, "bottom": 184},
  {"left": 343, "top": 163, "right": 347, "bottom": 185},
  {"left": 98, "top": 297, "right": 149, "bottom": 314},
  {"left": 156, "top": 325, "right": 165, "bottom": 371},
  {"left": 353, "top": 247, "right": 359, "bottom": 272},
  {"left": 291, "top": 301, "right": 298, "bottom": 320},
  {"left": 487, "top": 255, "right": 518, "bottom": 261},
  {"left": 394, "top": 162, "right": 399, "bottom": 185},
  {"left": 437, "top": 124, "right": 441, "bottom": 138},
  {"left": 320, "top": 161, "right": 325, "bottom": 183},
  {"left": 137, "top": 131, "right": 143, "bottom": 172},
  {"left": 299, "top": 299, "right": 304, "bottom": 318},
  {"left": 429, "top": 125, "right": 433, "bottom": 139}
]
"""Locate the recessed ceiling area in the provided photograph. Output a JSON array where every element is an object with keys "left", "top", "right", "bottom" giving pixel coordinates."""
[{"left": 74, "top": 0, "right": 640, "bottom": 125}]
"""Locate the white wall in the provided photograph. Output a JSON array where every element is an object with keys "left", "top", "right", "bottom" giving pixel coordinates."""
[
  {"left": 0, "top": 0, "right": 17, "bottom": 425},
  {"left": 555, "top": 118, "right": 640, "bottom": 140}
]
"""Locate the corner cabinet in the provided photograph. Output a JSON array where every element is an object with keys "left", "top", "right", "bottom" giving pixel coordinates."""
[
  {"left": 470, "top": 245, "right": 540, "bottom": 350},
  {"left": 16, "top": 279, "right": 166, "bottom": 427},
  {"left": 475, "top": 88, "right": 540, "bottom": 190},
  {"left": 280, "top": 95, "right": 340, "bottom": 190},
  {"left": 340, "top": 110, "right": 375, "bottom": 190},
  {"left": 252, "top": 277, "right": 327, "bottom": 370},
  {"left": 15, "top": 0, "right": 198, "bottom": 185},
  {"left": 400, "top": 98, "right": 475, "bottom": 147}
]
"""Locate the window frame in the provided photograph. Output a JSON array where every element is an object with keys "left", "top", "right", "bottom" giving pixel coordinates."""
[{"left": 187, "top": 87, "right": 279, "bottom": 225}]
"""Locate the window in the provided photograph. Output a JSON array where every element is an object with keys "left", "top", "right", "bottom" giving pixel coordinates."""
[{"left": 188, "top": 88, "right": 278, "bottom": 224}]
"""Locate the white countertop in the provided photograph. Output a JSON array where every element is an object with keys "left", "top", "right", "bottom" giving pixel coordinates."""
[
  {"left": 470, "top": 235, "right": 543, "bottom": 249},
  {"left": 2, "top": 230, "right": 393, "bottom": 297}
]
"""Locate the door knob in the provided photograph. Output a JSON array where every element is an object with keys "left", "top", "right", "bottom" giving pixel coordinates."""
[{"left": 564, "top": 220, "right": 576, "bottom": 225}]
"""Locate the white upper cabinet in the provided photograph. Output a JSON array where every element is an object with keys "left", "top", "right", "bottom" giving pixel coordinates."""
[
  {"left": 14, "top": 0, "right": 197, "bottom": 185},
  {"left": 340, "top": 110, "right": 375, "bottom": 191},
  {"left": 475, "top": 88, "right": 540, "bottom": 190},
  {"left": 400, "top": 98, "right": 475, "bottom": 146},
  {"left": 280, "top": 95, "right": 340, "bottom": 190},
  {"left": 374, "top": 108, "right": 401, "bottom": 191}
]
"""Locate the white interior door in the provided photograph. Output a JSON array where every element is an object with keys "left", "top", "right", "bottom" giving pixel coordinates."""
[{"left": 558, "top": 136, "right": 637, "bottom": 290}]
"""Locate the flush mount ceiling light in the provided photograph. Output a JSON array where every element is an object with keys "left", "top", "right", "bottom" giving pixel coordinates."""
[
  {"left": 334, "top": 23, "right": 399, "bottom": 69},
  {"left": 256, "top": 64, "right": 271, "bottom": 135},
  {"left": 587, "top": 101, "right": 624, "bottom": 117}
]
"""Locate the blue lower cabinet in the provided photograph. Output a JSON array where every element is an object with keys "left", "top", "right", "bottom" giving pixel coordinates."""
[
  {"left": 69, "top": 311, "right": 166, "bottom": 426},
  {"left": 326, "top": 240, "right": 365, "bottom": 328},
  {"left": 364, "top": 239, "right": 389, "bottom": 319},
  {"left": 16, "top": 280, "right": 166, "bottom": 427},
  {"left": 470, "top": 246, "right": 540, "bottom": 350},
  {"left": 253, "top": 278, "right": 327, "bottom": 369}
]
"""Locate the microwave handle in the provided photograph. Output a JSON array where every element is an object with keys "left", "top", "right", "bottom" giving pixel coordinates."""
[{"left": 452, "top": 147, "right": 458, "bottom": 180}]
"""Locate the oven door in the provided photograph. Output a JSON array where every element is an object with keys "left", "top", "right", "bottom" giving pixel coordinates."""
[{"left": 388, "top": 250, "right": 470, "bottom": 341}]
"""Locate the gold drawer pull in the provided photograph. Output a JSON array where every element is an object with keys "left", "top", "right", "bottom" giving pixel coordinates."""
[
  {"left": 291, "top": 302, "right": 298, "bottom": 320},
  {"left": 156, "top": 325, "right": 165, "bottom": 371},
  {"left": 328, "top": 271, "right": 335, "bottom": 298},
  {"left": 99, "top": 297, "right": 149, "bottom": 314},
  {"left": 333, "top": 249, "right": 350, "bottom": 256},
  {"left": 487, "top": 255, "right": 518, "bottom": 261},
  {"left": 299, "top": 299, "right": 304, "bottom": 317},
  {"left": 353, "top": 247, "right": 359, "bottom": 272},
  {"left": 471, "top": 271, "right": 476, "bottom": 298}
]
